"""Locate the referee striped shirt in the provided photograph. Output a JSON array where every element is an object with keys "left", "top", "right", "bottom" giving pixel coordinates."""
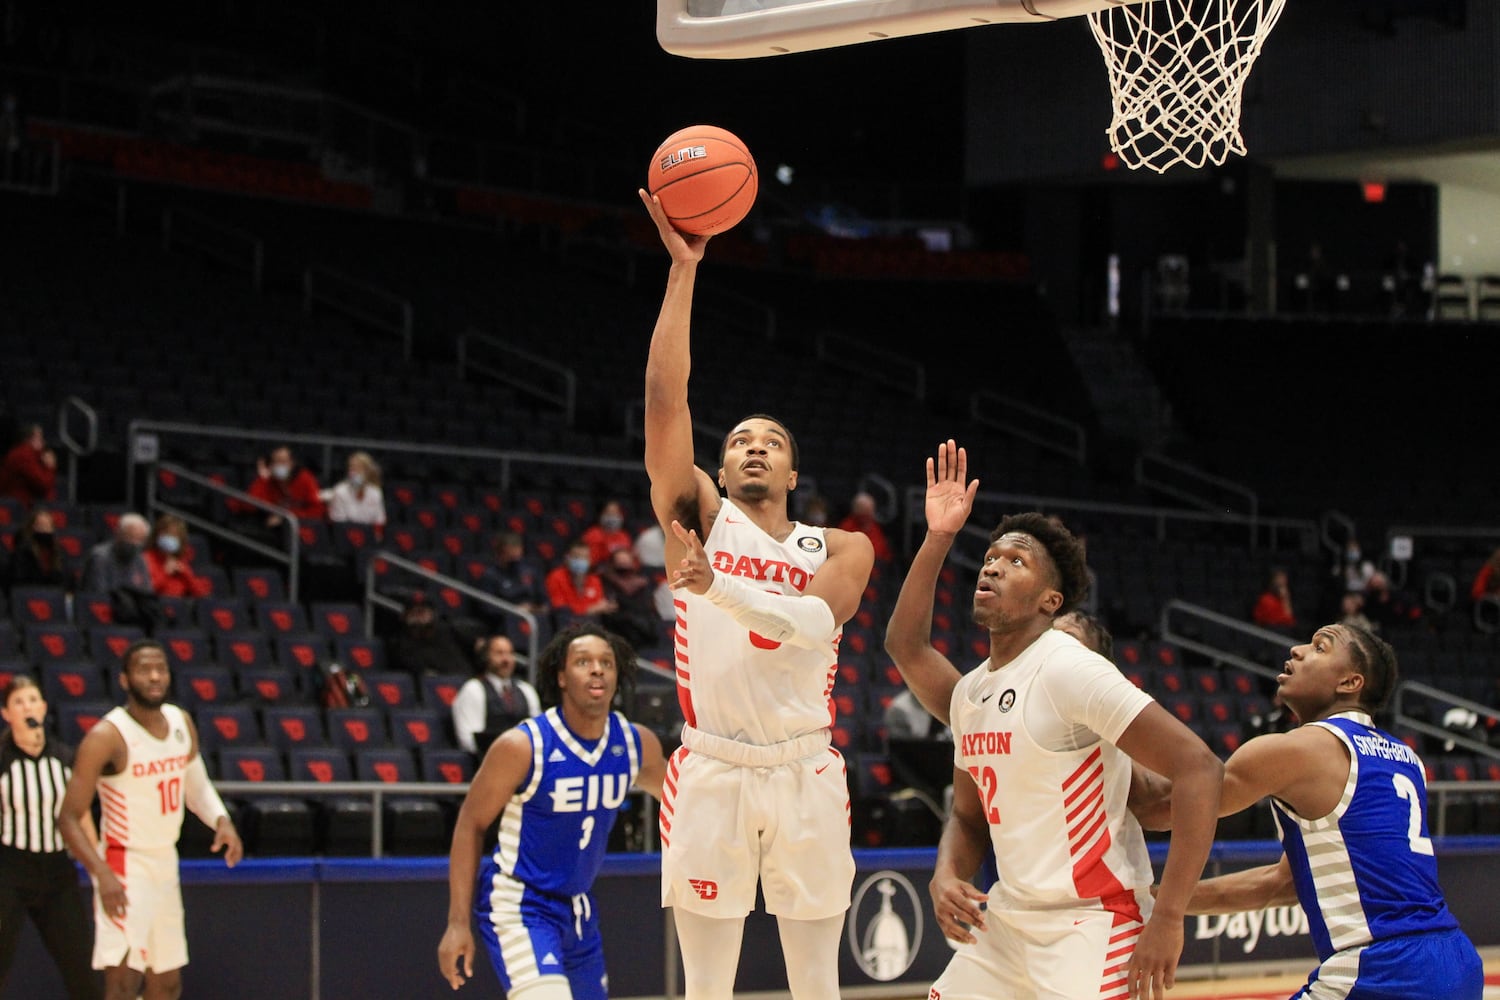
[{"left": 0, "top": 736, "right": 74, "bottom": 854}]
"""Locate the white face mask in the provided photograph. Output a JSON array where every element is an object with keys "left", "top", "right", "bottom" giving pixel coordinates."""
[
  {"left": 157, "top": 535, "right": 182, "bottom": 554},
  {"left": 271, "top": 463, "right": 292, "bottom": 481},
  {"left": 349, "top": 472, "right": 365, "bottom": 487}
]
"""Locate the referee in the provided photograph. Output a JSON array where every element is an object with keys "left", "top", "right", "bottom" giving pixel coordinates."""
[{"left": 0, "top": 675, "right": 100, "bottom": 999}]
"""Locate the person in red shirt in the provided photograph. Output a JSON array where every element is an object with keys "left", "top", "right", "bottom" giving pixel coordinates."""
[
  {"left": 836, "top": 491, "right": 893, "bottom": 562},
  {"left": 0, "top": 424, "right": 57, "bottom": 508},
  {"left": 580, "top": 500, "right": 632, "bottom": 568},
  {"left": 1472, "top": 547, "right": 1500, "bottom": 602},
  {"left": 1251, "top": 567, "right": 1297, "bottom": 631},
  {"left": 227, "top": 445, "right": 325, "bottom": 527},
  {"left": 144, "top": 513, "right": 213, "bottom": 599},
  {"left": 545, "top": 541, "right": 616, "bottom": 625}
]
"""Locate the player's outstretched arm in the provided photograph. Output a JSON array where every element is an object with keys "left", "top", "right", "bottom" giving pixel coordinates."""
[
  {"left": 58, "top": 722, "right": 127, "bottom": 920},
  {"left": 930, "top": 766, "right": 990, "bottom": 946},
  {"left": 641, "top": 189, "right": 721, "bottom": 556},
  {"left": 182, "top": 714, "right": 242, "bottom": 867},
  {"left": 632, "top": 726, "right": 667, "bottom": 801},
  {"left": 439, "top": 728, "right": 534, "bottom": 991},
  {"left": 1173, "top": 855, "right": 1298, "bottom": 915},
  {"left": 1114, "top": 703, "right": 1224, "bottom": 1000},
  {"left": 884, "top": 439, "right": 978, "bottom": 726}
]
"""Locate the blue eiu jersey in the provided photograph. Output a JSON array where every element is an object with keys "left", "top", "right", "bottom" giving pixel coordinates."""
[
  {"left": 1272, "top": 712, "right": 1459, "bottom": 962},
  {"left": 495, "top": 708, "right": 642, "bottom": 898}
]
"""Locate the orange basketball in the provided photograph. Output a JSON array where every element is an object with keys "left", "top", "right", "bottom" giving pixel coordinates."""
[{"left": 647, "top": 125, "right": 758, "bottom": 236}]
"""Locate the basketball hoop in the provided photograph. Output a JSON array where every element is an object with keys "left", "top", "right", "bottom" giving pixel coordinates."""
[{"left": 1088, "top": 0, "right": 1287, "bottom": 173}]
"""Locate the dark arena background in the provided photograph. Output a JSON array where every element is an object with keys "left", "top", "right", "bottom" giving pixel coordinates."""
[{"left": 3, "top": 0, "right": 1500, "bottom": 996}]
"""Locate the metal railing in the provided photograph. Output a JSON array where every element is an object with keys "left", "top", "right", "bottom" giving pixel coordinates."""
[
  {"left": 303, "top": 266, "right": 413, "bottom": 361},
  {"left": 145, "top": 461, "right": 302, "bottom": 600},
  {"left": 621, "top": 400, "right": 726, "bottom": 469},
  {"left": 214, "top": 781, "right": 658, "bottom": 859},
  {"left": 1157, "top": 600, "right": 1301, "bottom": 686},
  {"left": 124, "top": 420, "right": 650, "bottom": 513},
  {"left": 1392, "top": 680, "right": 1500, "bottom": 764},
  {"left": 457, "top": 328, "right": 578, "bottom": 426},
  {"left": 906, "top": 489, "right": 1317, "bottom": 571},
  {"left": 815, "top": 330, "right": 925, "bottom": 401},
  {"left": 1134, "top": 452, "right": 1259, "bottom": 527},
  {"left": 1383, "top": 524, "right": 1500, "bottom": 591},
  {"left": 968, "top": 390, "right": 1087, "bottom": 467},
  {"left": 362, "top": 549, "right": 540, "bottom": 682},
  {"left": 57, "top": 396, "right": 98, "bottom": 505},
  {"left": 697, "top": 284, "right": 778, "bottom": 342},
  {"left": 161, "top": 207, "right": 265, "bottom": 291}
]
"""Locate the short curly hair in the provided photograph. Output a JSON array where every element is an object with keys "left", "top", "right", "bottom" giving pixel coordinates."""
[
  {"left": 534, "top": 622, "right": 638, "bottom": 711},
  {"left": 989, "top": 512, "right": 1090, "bottom": 617}
]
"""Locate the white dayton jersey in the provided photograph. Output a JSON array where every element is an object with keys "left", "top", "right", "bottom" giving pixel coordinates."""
[
  {"left": 97, "top": 705, "right": 195, "bottom": 854},
  {"left": 672, "top": 499, "right": 839, "bottom": 744},
  {"left": 950, "top": 629, "right": 1154, "bottom": 915}
]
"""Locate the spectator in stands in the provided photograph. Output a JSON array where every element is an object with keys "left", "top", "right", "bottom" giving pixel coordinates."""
[
  {"left": 0, "top": 424, "right": 56, "bottom": 509},
  {"left": 633, "top": 522, "right": 665, "bottom": 573},
  {"left": 799, "top": 494, "right": 830, "bottom": 527},
  {"left": 1472, "top": 547, "right": 1500, "bottom": 602},
  {"left": 884, "top": 689, "right": 945, "bottom": 741},
  {"left": 228, "top": 445, "right": 325, "bottom": 531},
  {"left": 478, "top": 532, "right": 546, "bottom": 622},
  {"left": 1338, "top": 591, "right": 1376, "bottom": 634},
  {"left": 1340, "top": 537, "right": 1376, "bottom": 594},
  {"left": 450, "top": 635, "right": 540, "bottom": 756},
  {"left": 597, "top": 547, "right": 662, "bottom": 650},
  {"left": 388, "top": 592, "right": 472, "bottom": 678},
  {"left": 1363, "top": 570, "right": 1422, "bottom": 631},
  {"left": 322, "top": 451, "right": 386, "bottom": 528},
  {"left": 143, "top": 513, "right": 212, "bottom": 599},
  {"left": 81, "top": 514, "right": 160, "bottom": 630},
  {"left": 837, "top": 491, "right": 893, "bottom": 562},
  {"left": 1251, "top": 567, "right": 1298, "bottom": 633},
  {"left": 545, "top": 541, "right": 615, "bottom": 626},
  {"left": 580, "top": 499, "right": 632, "bottom": 568},
  {"left": 8, "top": 506, "right": 65, "bottom": 588}
]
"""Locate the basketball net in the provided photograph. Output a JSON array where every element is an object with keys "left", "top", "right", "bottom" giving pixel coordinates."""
[{"left": 1088, "top": 0, "right": 1287, "bottom": 173}]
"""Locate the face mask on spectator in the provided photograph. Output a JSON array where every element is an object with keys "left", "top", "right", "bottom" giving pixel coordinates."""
[
  {"left": 601, "top": 514, "right": 624, "bottom": 531},
  {"left": 567, "top": 556, "right": 590, "bottom": 576},
  {"left": 271, "top": 463, "right": 292, "bottom": 481},
  {"left": 349, "top": 472, "right": 365, "bottom": 487},
  {"left": 158, "top": 535, "right": 182, "bottom": 554}
]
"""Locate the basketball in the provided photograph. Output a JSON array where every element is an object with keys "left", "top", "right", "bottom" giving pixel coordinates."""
[{"left": 646, "top": 125, "right": 758, "bottom": 236}]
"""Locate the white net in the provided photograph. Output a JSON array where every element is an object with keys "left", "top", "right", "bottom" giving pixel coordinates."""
[{"left": 1088, "top": 0, "right": 1287, "bottom": 173}]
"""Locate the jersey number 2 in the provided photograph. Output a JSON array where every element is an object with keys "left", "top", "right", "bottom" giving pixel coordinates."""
[
  {"left": 157, "top": 777, "right": 181, "bottom": 815},
  {"left": 1392, "top": 773, "right": 1434, "bottom": 856},
  {"left": 967, "top": 765, "right": 1002, "bottom": 825}
]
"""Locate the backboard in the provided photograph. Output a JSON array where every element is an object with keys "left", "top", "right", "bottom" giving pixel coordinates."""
[{"left": 656, "top": 0, "right": 1136, "bottom": 59}]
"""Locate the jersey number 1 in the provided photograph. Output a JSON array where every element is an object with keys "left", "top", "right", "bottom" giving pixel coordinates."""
[{"left": 157, "top": 777, "right": 181, "bottom": 815}]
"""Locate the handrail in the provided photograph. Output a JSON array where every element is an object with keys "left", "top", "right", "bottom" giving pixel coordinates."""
[
  {"left": 1157, "top": 600, "right": 1298, "bottom": 684},
  {"left": 697, "top": 284, "right": 777, "bottom": 341},
  {"left": 456, "top": 328, "right": 578, "bottom": 426},
  {"left": 362, "top": 549, "right": 539, "bottom": 682},
  {"left": 124, "top": 420, "right": 648, "bottom": 511},
  {"left": 147, "top": 461, "right": 301, "bottom": 601},
  {"left": 621, "top": 400, "right": 726, "bottom": 467},
  {"left": 905, "top": 487, "right": 1317, "bottom": 569},
  {"left": 303, "top": 266, "right": 413, "bottom": 361},
  {"left": 1134, "top": 452, "right": 1259, "bottom": 522},
  {"left": 57, "top": 396, "right": 98, "bottom": 505},
  {"left": 214, "top": 780, "right": 655, "bottom": 858},
  {"left": 855, "top": 473, "right": 899, "bottom": 524},
  {"left": 1319, "top": 509, "right": 1357, "bottom": 558},
  {"left": 1391, "top": 680, "right": 1500, "bottom": 763},
  {"left": 161, "top": 207, "right": 265, "bottom": 291},
  {"left": 968, "top": 390, "right": 1087, "bottom": 467},
  {"left": 815, "top": 330, "right": 925, "bottom": 401}
]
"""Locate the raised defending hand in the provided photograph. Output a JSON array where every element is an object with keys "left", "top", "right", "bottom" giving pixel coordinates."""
[
  {"left": 929, "top": 873, "right": 988, "bottom": 946},
  {"left": 1125, "top": 915, "right": 1182, "bottom": 1000},
  {"left": 925, "top": 439, "right": 979, "bottom": 537},
  {"left": 438, "top": 924, "right": 475, "bottom": 991},
  {"left": 638, "top": 189, "right": 710, "bottom": 265},
  {"left": 668, "top": 520, "right": 715, "bottom": 596},
  {"left": 212, "top": 817, "right": 244, "bottom": 868}
]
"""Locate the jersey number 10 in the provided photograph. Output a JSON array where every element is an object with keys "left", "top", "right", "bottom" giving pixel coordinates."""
[{"left": 157, "top": 777, "right": 182, "bottom": 815}]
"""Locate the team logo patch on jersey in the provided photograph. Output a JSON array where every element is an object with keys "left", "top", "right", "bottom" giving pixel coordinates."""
[
  {"left": 688, "top": 878, "right": 719, "bottom": 900},
  {"left": 174, "top": 728, "right": 186, "bottom": 743},
  {"left": 798, "top": 536, "right": 823, "bottom": 552},
  {"left": 998, "top": 689, "right": 1016, "bottom": 713},
  {"left": 847, "top": 870, "right": 924, "bottom": 981}
]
